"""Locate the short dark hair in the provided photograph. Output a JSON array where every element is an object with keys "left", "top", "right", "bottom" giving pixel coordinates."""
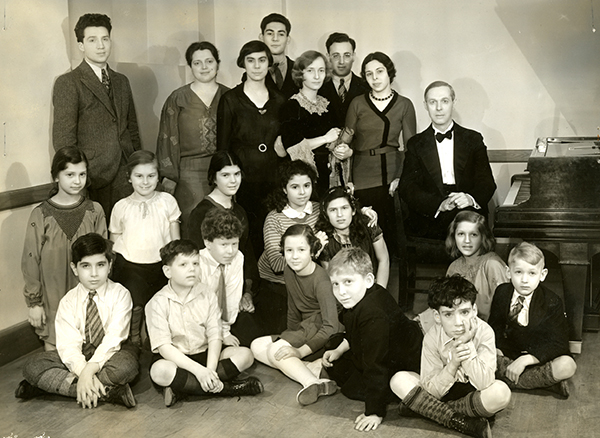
[
  {"left": 71, "top": 233, "right": 115, "bottom": 265},
  {"left": 327, "top": 247, "right": 373, "bottom": 278},
  {"left": 74, "top": 13, "right": 112, "bottom": 43},
  {"left": 325, "top": 32, "right": 356, "bottom": 53},
  {"left": 445, "top": 211, "right": 495, "bottom": 259},
  {"left": 160, "top": 239, "right": 199, "bottom": 266},
  {"left": 260, "top": 13, "right": 291, "bottom": 35},
  {"left": 185, "top": 41, "right": 220, "bottom": 67},
  {"left": 361, "top": 52, "right": 396, "bottom": 83},
  {"left": 126, "top": 150, "right": 158, "bottom": 178},
  {"left": 428, "top": 274, "right": 478, "bottom": 311},
  {"left": 291, "top": 50, "right": 332, "bottom": 88},
  {"left": 267, "top": 160, "right": 318, "bottom": 212},
  {"left": 207, "top": 150, "right": 244, "bottom": 186},
  {"left": 201, "top": 209, "right": 243, "bottom": 242},
  {"left": 51, "top": 146, "right": 89, "bottom": 180},
  {"left": 236, "top": 40, "right": 273, "bottom": 69},
  {"left": 280, "top": 224, "right": 321, "bottom": 257},
  {"left": 424, "top": 81, "right": 455, "bottom": 101}
]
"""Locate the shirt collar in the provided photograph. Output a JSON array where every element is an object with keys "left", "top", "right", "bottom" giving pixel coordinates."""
[
  {"left": 511, "top": 289, "right": 533, "bottom": 307},
  {"left": 282, "top": 201, "right": 313, "bottom": 219},
  {"left": 200, "top": 248, "right": 221, "bottom": 274},
  {"left": 79, "top": 281, "right": 108, "bottom": 300},
  {"left": 85, "top": 59, "right": 107, "bottom": 82},
  {"left": 433, "top": 121, "right": 455, "bottom": 136},
  {"left": 333, "top": 73, "right": 352, "bottom": 89}
]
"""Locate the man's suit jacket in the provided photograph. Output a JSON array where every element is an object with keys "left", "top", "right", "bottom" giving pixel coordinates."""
[
  {"left": 488, "top": 282, "right": 571, "bottom": 364},
  {"left": 399, "top": 123, "right": 496, "bottom": 238},
  {"left": 265, "top": 56, "right": 299, "bottom": 100},
  {"left": 318, "top": 72, "right": 369, "bottom": 128},
  {"left": 52, "top": 60, "right": 140, "bottom": 190}
]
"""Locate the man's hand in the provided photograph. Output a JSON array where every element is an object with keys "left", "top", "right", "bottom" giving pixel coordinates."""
[
  {"left": 447, "top": 192, "right": 474, "bottom": 210},
  {"left": 28, "top": 306, "right": 46, "bottom": 329},
  {"left": 194, "top": 366, "right": 222, "bottom": 393},
  {"left": 223, "top": 334, "right": 240, "bottom": 347},
  {"left": 239, "top": 292, "right": 255, "bottom": 313},
  {"left": 322, "top": 349, "right": 342, "bottom": 368},
  {"left": 354, "top": 413, "right": 383, "bottom": 432},
  {"left": 76, "top": 363, "right": 104, "bottom": 409}
]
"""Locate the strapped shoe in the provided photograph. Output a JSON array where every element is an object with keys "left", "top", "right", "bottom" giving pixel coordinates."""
[
  {"left": 101, "top": 383, "right": 136, "bottom": 408},
  {"left": 296, "top": 379, "right": 337, "bottom": 406},
  {"left": 448, "top": 413, "right": 492, "bottom": 438},
  {"left": 15, "top": 380, "right": 46, "bottom": 400},
  {"left": 219, "top": 376, "right": 264, "bottom": 397}
]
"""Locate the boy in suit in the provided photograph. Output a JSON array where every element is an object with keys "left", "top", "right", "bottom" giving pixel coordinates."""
[
  {"left": 259, "top": 13, "right": 299, "bottom": 99},
  {"left": 323, "top": 248, "right": 423, "bottom": 432},
  {"left": 399, "top": 81, "right": 496, "bottom": 240},
  {"left": 53, "top": 13, "right": 141, "bottom": 218},
  {"left": 145, "top": 239, "right": 263, "bottom": 407},
  {"left": 318, "top": 32, "right": 369, "bottom": 128},
  {"left": 16, "top": 233, "right": 139, "bottom": 408},
  {"left": 390, "top": 275, "right": 511, "bottom": 438},
  {"left": 488, "top": 242, "right": 576, "bottom": 398},
  {"left": 198, "top": 209, "right": 263, "bottom": 348}
]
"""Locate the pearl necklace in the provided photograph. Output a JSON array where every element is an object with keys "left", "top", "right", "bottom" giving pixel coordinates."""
[{"left": 370, "top": 90, "right": 395, "bottom": 101}]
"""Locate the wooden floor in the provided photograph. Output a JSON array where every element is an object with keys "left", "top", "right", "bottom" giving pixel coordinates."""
[{"left": 0, "top": 329, "right": 599, "bottom": 438}]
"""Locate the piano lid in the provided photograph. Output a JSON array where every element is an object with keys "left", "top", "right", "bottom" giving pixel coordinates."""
[{"left": 525, "top": 137, "right": 600, "bottom": 209}]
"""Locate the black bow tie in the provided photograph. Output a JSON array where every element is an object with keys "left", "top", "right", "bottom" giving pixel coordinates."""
[{"left": 435, "top": 130, "right": 453, "bottom": 143}]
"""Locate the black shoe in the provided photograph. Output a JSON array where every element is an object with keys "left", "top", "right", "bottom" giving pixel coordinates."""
[
  {"left": 220, "top": 377, "right": 264, "bottom": 397},
  {"left": 448, "top": 413, "right": 491, "bottom": 438},
  {"left": 101, "top": 383, "right": 136, "bottom": 408},
  {"left": 548, "top": 380, "right": 570, "bottom": 399},
  {"left": 15, "top": 380, "right": 46, "bottom": 400}
]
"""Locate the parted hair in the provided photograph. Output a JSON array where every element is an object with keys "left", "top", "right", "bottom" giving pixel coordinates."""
[
  {"left": 445, "top": 211, "right": 495, "bottom": 259},
  {"left": 428, "top": 274, "right": 478, "bottom": 311},
  {"left": 325, "top": 32, "right": 356, "bottom": 53},
  {"left": 207, "top": 150, "right": 244, "bottom": 186},
  {"left": 75, "top": 14, "right": 112, "bottom": 43},
  {"left": 424, "top": 80, "right": 456, "bottom": 101},
  {"left": 317, "top": 186, "right": 370, "bottom": 246},
  {"left": 280, "top": 224, "right": 322, "bottom": 257},
  {"left": 201, "top": 208, "right": 243, "bottom": 242},
  {"left": 508, "top": 241, "right": 545, "bottom": 267},
  {"left": 50, "top": 146, "right": 91, "bottom": 196},
  {"left": 160, "top": 239, "right": 199, "bottom": 266},
  {"left": 71, "top": 233, "right": 115, "bottom": 265},
  {"left": 126, "top": 150, "right": 158, "bottom": 178}
]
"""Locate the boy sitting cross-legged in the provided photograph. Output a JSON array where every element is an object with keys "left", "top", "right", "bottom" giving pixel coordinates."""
[
  {"left": 488, "top": 241, "right": 576, "bottom": 398},
  {"left": 390, "top": 275, "right": 511, "bottom": 438},
  {"left": 145, "top": 239, "right": 263, "bottom": 407},
  {"left": 16, "top": 233, "right": 139, "bottom": 408},
  {"left": 323, "top": 248, "right": 423, "bottom": 432}
]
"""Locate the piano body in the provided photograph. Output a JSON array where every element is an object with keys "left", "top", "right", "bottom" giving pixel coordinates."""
[{"left": 494, "top": 137, "right": 600, "bottom": 354}]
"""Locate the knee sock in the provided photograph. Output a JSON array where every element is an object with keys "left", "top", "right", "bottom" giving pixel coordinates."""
[
  {"left": 447, "top": 391, "right": 494, "bottom": 418},
  {"left": 169, "top": 368, "right": 208, "bottom": 396},
  {"left": 402, "top": 386, "right": 455, "bottom": 427},
  {"left": 516, "top": 361, "right": 558, "bottom": 390},
  {"left": 35, "top": 369, "right": 77, "bottom": 398},
  {"left": 216, "top": 358, "right": 240, "bottom": 382}
]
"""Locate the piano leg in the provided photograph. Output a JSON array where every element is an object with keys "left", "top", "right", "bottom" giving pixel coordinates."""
[{"left": 558, "top": 243, "right": 589, "bottom": 355}]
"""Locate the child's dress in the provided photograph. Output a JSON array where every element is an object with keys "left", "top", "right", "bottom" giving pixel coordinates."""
[
  {"left": 319, "top": 223, "right": 383, "bottom": 274},
  {"left": 21, "top": 197, "right": 107, "bottom": 344}
]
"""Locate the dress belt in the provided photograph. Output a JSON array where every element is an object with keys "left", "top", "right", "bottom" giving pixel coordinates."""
[{"left": 355, "top": 145, "right": 398, "bottom": 156}]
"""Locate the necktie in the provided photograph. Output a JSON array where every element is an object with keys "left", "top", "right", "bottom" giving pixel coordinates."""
[
  {"left": 84, "top": 291, "right": 105, "bottom": 357},
  {"left": 101, "top": 68, "right": 111, "bottom": 93},
  {"left": 435, "top": 129, "right": 453, "bottom": 143},
  {"left": 508, "top": 295, "right": 525, "bottom": 322},
  {"left": 217, "top": 264, "right": 228, "bottom": 319},
  {"left": 338, "top": 78, "right": 347, "bottom": 103},
  {"left": 271, "top": 62, "right": 284, "bottom": 89}
]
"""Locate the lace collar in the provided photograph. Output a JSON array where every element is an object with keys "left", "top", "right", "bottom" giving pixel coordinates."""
[{"left": 292, "top": 92, "right": 329, "bottom": 115}]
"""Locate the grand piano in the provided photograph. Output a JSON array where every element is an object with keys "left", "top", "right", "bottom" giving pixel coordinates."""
[{"left": 494, "top": 137, "right": 600, "bottom": 354}]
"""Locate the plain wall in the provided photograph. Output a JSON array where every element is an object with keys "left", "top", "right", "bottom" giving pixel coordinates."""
[{"left": 1, "top": 0, "right": 599, "bottom": 331}]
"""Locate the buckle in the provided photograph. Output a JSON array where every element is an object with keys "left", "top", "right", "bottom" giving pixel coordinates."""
[{"left": 258, "top": 143, "right": 267, "bottom": 153}]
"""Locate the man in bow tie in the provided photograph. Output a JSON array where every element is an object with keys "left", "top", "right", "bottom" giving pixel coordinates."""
[
  {"left": 52, "top": 13, "right": 141, "bottom": 220},
  {"left": 399, "top": 81, "right": 496, "bottom": 239},
  {"left": 259, "top": 13, "right": 298, "bottom": 99}
]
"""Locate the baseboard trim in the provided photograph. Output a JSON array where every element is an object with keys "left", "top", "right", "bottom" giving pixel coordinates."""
[{"left": 0, "top": 321, "right": 43, "bottom": 367}]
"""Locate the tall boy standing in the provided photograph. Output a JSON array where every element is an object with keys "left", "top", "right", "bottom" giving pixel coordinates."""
[
  {"left": 16, "top": 233, "right": 139, "bottom": 408},
  {"left": 323, "top": 248, "right": 423, "bottom": 432},
  {"left": 53, "top": 13, "right": 141, "bottom": 218},
  {"left": 488, "top": 242, "right": 577, "bottom": 398},
  {"left": 145, "top": 240, "right": 263, "bottom": 407},
  {"left": 390, "top": 275, "right": 511, "bottom": 438}
]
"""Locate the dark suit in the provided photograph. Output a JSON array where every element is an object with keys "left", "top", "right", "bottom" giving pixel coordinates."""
[
  {"left": 488, "top": 283, "right": 570, "bottom": 364},
  {"left": 52, "top": 60, "right": 141, "bottom": 216},
  {"left": 318, "top": 72, "right": 369, "bottom": 128},
  {"left": 399, "top": 123, "right": 496, "bottom": 239},
  {"left": 265, "top": 56, "right": 298, "bottom": 99}
]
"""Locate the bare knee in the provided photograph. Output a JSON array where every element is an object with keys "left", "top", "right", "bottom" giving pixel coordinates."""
[
  {"left": 223, "top": 346, "right": 254, "bottom": 372},
  {"left": 390, "top": 371, "right": 420, "bottom": 399},
  {"left": 551, "top": 355, "right": 577, "bottom": 380},
  {"left": 150, "top": 359, "right": 177, "bottom": 387},
  {"left": 482, "top": 380, "right": 511, "bottom": 413},
  {"left": 250, "top": 336, "right": 274, "bottom": 364}
]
